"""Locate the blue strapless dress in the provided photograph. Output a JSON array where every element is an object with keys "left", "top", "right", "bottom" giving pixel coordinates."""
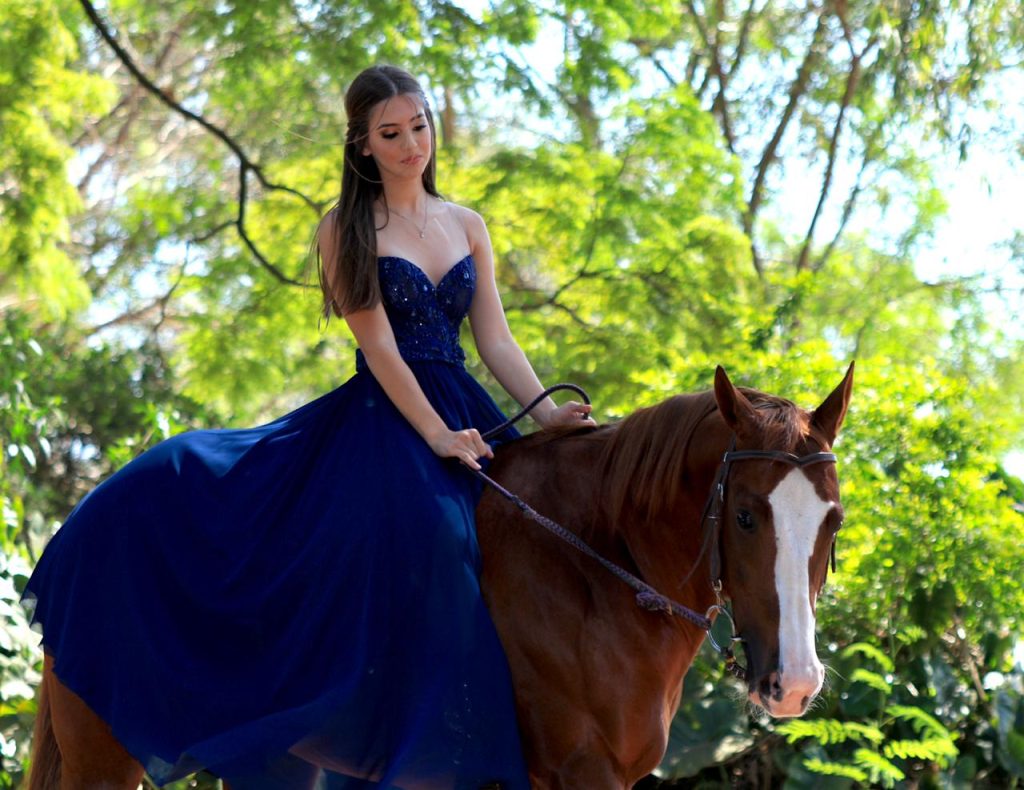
[{"left": 22, "top": 254, "right": 531, "bottom": 789}]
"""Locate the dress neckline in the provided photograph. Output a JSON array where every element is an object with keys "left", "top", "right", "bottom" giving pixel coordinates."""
[{"left": 378, "top": 253, "right": 473, "bottom": 290}]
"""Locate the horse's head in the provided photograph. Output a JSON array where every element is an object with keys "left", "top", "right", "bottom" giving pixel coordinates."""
[{"left": 710, "top": 364, "right": 854, "bottom": 717}]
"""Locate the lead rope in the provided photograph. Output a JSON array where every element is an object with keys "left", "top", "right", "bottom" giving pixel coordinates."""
[{"left": 470, "top": 384, "right": 747, "bottom": 679}]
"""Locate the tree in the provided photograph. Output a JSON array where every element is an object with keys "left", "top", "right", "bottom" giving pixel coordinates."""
[{"left": 2, "top": 0, "right": 1022, "bottom": 785}]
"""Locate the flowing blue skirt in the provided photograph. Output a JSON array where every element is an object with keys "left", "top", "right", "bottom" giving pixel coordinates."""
[{"left": 23, "top": 360, "right": 530, "bottom": 789}]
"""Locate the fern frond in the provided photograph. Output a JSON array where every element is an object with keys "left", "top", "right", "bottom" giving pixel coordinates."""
[
  {"left": 885, "top": 705, "right": 955, "bottom": 740},
  {"left": 884, "top": 737, "right": 958, "bottom": 767},
  {"left": 777, "top": 718, "right": 885, "bottom": 747},
  {"left": 777, "top": 719, "right": 844, "bottom": 745},
  {"left": 854, "top": 748, "right": 905, "bottom": 788},
  {"left": 843, "top": 721, "right": 886, "bottom": 744},
  {"left": 804, "top": 757, "right": 868, "bottom": 782},
  {"left": 850, "top": 667, "right": 892, "bottom": 694},
  {"left": 842, "top": 642, "right": 895, "bottom": 672}
]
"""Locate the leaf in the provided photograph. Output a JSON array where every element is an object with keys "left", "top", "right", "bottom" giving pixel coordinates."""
[
  {"left": 885, "top": 704, "right": 955, "bottom": 740},
  {"left": 1007, "top": 730, "right": 1024, "bottom": 768},
  {"left": 803, "top": 757, "right": 868, "bottom": 782},
  {"left": 776, "top": 719, "right": 884, "bottom": 747},
  {"left": 850, "top": 668, "right": 892, "bottom": 694},
  {"left": 841, "top": 642, "right": 895, "bottom": 672},
  {"left": 853, "top": 749, "right": 905, "bottom": 788},
  {"left": 884, "top": 737, "right": 958, "bottom": 767},
  {"left": 842, "top": 722, "right": 886, "bottom": 745}
]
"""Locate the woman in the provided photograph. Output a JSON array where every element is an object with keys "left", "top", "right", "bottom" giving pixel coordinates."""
[{"left": 23, "top": 64, "right": 592, "bottom": 789}]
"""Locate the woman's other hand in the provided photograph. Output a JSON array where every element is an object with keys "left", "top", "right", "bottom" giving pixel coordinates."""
[
  {"left": 540, "top": 401, "right": 596, "bottom": 429},
  {"left": 427, "top": 427, "right": 494, "bottom": 470}
]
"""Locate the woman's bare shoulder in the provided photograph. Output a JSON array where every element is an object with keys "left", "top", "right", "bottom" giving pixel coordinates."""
[
  {"left": 443, "top": 201, "right": 485, "bottom": 227},
  {"left": 442, "top": 201, "right": 488, "bottom": 251}
]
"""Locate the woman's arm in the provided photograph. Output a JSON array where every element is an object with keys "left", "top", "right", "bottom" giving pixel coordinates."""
[
  {"left": 318, "top": 216, "right": 493, "bottom": 468},
  {"left": 462, "top": 208, "right": 594, "bottom": 429}
]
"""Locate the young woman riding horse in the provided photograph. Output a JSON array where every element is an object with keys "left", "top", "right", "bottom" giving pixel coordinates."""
[
  {"left": 24, "top": 63, "right": 589, "bottom": 790},
  {"left": 27, "top": 362, "right": 853, "bottom": 789},
  {"left": 22, "top": 61, "right": 854, "bottom": 789}
]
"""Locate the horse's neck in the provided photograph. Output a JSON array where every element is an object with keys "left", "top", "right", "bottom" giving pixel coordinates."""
[
  {"left": 491, "top": 422, "right": 728, "bottom": 620},
  {"left": 601, "top": 418, "right": 731, "bottom": 618}
]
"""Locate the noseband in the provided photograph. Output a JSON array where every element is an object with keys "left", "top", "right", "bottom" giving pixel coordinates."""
[{"left": 699, "top": 439, "right": 839, "bottom": 679}]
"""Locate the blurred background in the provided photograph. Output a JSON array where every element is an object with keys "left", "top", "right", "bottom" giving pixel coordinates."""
[{"left": 2, "top": 0, "right": 1023, "bottom": 786}]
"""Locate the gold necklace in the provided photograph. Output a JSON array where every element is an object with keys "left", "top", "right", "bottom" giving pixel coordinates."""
[{"left": 387, "top": 200, "right": 430, "bottom": 239}]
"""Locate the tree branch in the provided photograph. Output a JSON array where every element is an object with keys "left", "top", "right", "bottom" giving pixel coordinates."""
[
  {"left": 796, "top": 51, "right": 863, "bottom": 271},
  {"left": 87, "top": 275, "right": 185, "bottom": 335},
  {"left": 744, "top": 7, "right": 829, "bottom": 275},
  {"left": 812, "top": 163, "right": 864, "bottom": 273},
  {"left": 813, "top": 124, "right": 881, "bottom": 272},
  {"left": 648, "top": 54, "right": 678, "bottom": 87},
  {"left": 85, "top": 225, "right": 231, "bottom": 337},
  {"left": 727, "top": 0, "right": 763, "bottom": 82},
  {"left": 78, "top": 0, "right": 318, "bottom": 288},
  {"left": 507, "top": 296, "right": 594, "bottom": 328},
  {"left": 682, "top": 0, "right": 737, "bottom": 152}
]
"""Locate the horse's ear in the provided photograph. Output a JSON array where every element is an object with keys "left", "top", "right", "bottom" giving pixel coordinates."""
[
  {"left": 714, "top": 365, "right": 758, "bottom": 434},
  {"left": 811, "top": 361, "right": 855, "bottom": 446}
]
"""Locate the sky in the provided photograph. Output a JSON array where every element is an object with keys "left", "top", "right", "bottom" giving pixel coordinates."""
[{"left": 918, "top": 146, "right": 1024, "bottom": 477}]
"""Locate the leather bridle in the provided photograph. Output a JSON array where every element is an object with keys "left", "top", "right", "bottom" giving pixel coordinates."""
[{"left": 698, "top": 438, "right": 839, "bottom": 679}]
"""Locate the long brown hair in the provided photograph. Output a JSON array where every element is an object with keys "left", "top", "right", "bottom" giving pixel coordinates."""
[{"left": 314, "top": 65, "right": 441, "bottom": 325}]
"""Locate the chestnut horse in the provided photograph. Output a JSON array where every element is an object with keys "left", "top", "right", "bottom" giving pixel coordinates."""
[{"left": 27, "top": 365, "right": 853, "bottom": 789}]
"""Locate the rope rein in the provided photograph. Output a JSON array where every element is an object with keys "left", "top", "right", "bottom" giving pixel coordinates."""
[{"left": 467, "top": 465, "right": 713, "bottom": 632}]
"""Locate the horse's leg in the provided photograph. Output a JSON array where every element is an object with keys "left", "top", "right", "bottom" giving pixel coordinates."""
[
  {"left": 27, "top": 662, "right": 61, "bottom": 790},
  {"left": 41, "top": 654, "right": 144, "bottom": 790}
]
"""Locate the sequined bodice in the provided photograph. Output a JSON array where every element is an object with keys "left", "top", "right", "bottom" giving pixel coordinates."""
[{"left": 355, "top": 254, "right": 475, "bottom": 371}]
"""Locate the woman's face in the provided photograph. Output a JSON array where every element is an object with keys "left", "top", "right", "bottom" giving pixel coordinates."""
[{"left": 361, "top": 93, "right": 432, "bottom": 182}]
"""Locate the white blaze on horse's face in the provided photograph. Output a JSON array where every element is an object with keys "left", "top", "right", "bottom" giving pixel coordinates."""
[{"left": 759, "top": 467, "right": 832, "bottom": 717}]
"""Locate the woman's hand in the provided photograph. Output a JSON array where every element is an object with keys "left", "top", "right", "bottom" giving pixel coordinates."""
[
  {"left": 426, "top": 427, "right": 494, "bottom": 470},
  {"left": 539, "top": 401, "right": 596, "bottom": 429}
]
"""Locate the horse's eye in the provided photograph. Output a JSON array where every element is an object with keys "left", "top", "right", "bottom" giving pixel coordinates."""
[{"left": 736, "top": 510, "right": 755, "bottom": 532}]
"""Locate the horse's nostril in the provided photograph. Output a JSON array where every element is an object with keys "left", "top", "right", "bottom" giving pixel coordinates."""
[
  {"left": 801, "top": 695, "right": 810, "bottom": 710},
  {"left": 758, "top": 672, "right": 784, "bottom": 702}
]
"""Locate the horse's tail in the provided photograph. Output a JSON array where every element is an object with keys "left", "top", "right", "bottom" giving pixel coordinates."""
[{"left": 27, "top": 666, "right": 61, "bottom": 790}]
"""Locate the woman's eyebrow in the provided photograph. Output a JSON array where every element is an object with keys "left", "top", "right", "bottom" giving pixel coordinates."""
[{"left": 376, "top": 112, "right": 425, "bottom": 129}]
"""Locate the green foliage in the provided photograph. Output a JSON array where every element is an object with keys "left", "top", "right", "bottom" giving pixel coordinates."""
[
  {"left": 778, "top": 719, "right": 886, "bottom": 747},
  {"left": 771, "top": 643, "right": 959, "bottom": 789},
  {"left": 801, "top": 756, "right": 868, "bottom": 783},
  {"left": 0, "top": 0, "right": 114, "bottom": 322},
  {"left": 2, "top": 0, "right": 1023, "bottom": 786},
  {"left": 994, "top": 683, "right": 1024, "bottom": 779},
  {"left": 0, "top": 308, "right": 214, "bottom": 779}
]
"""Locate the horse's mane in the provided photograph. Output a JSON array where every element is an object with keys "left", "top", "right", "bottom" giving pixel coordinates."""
[{"left": 598, "top": 388, "right": 809, "bottom": 525}]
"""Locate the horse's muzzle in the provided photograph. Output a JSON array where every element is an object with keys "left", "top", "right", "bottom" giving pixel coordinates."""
[{"left": 751, "top": 662, "right": 824, "bottom": 717}]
